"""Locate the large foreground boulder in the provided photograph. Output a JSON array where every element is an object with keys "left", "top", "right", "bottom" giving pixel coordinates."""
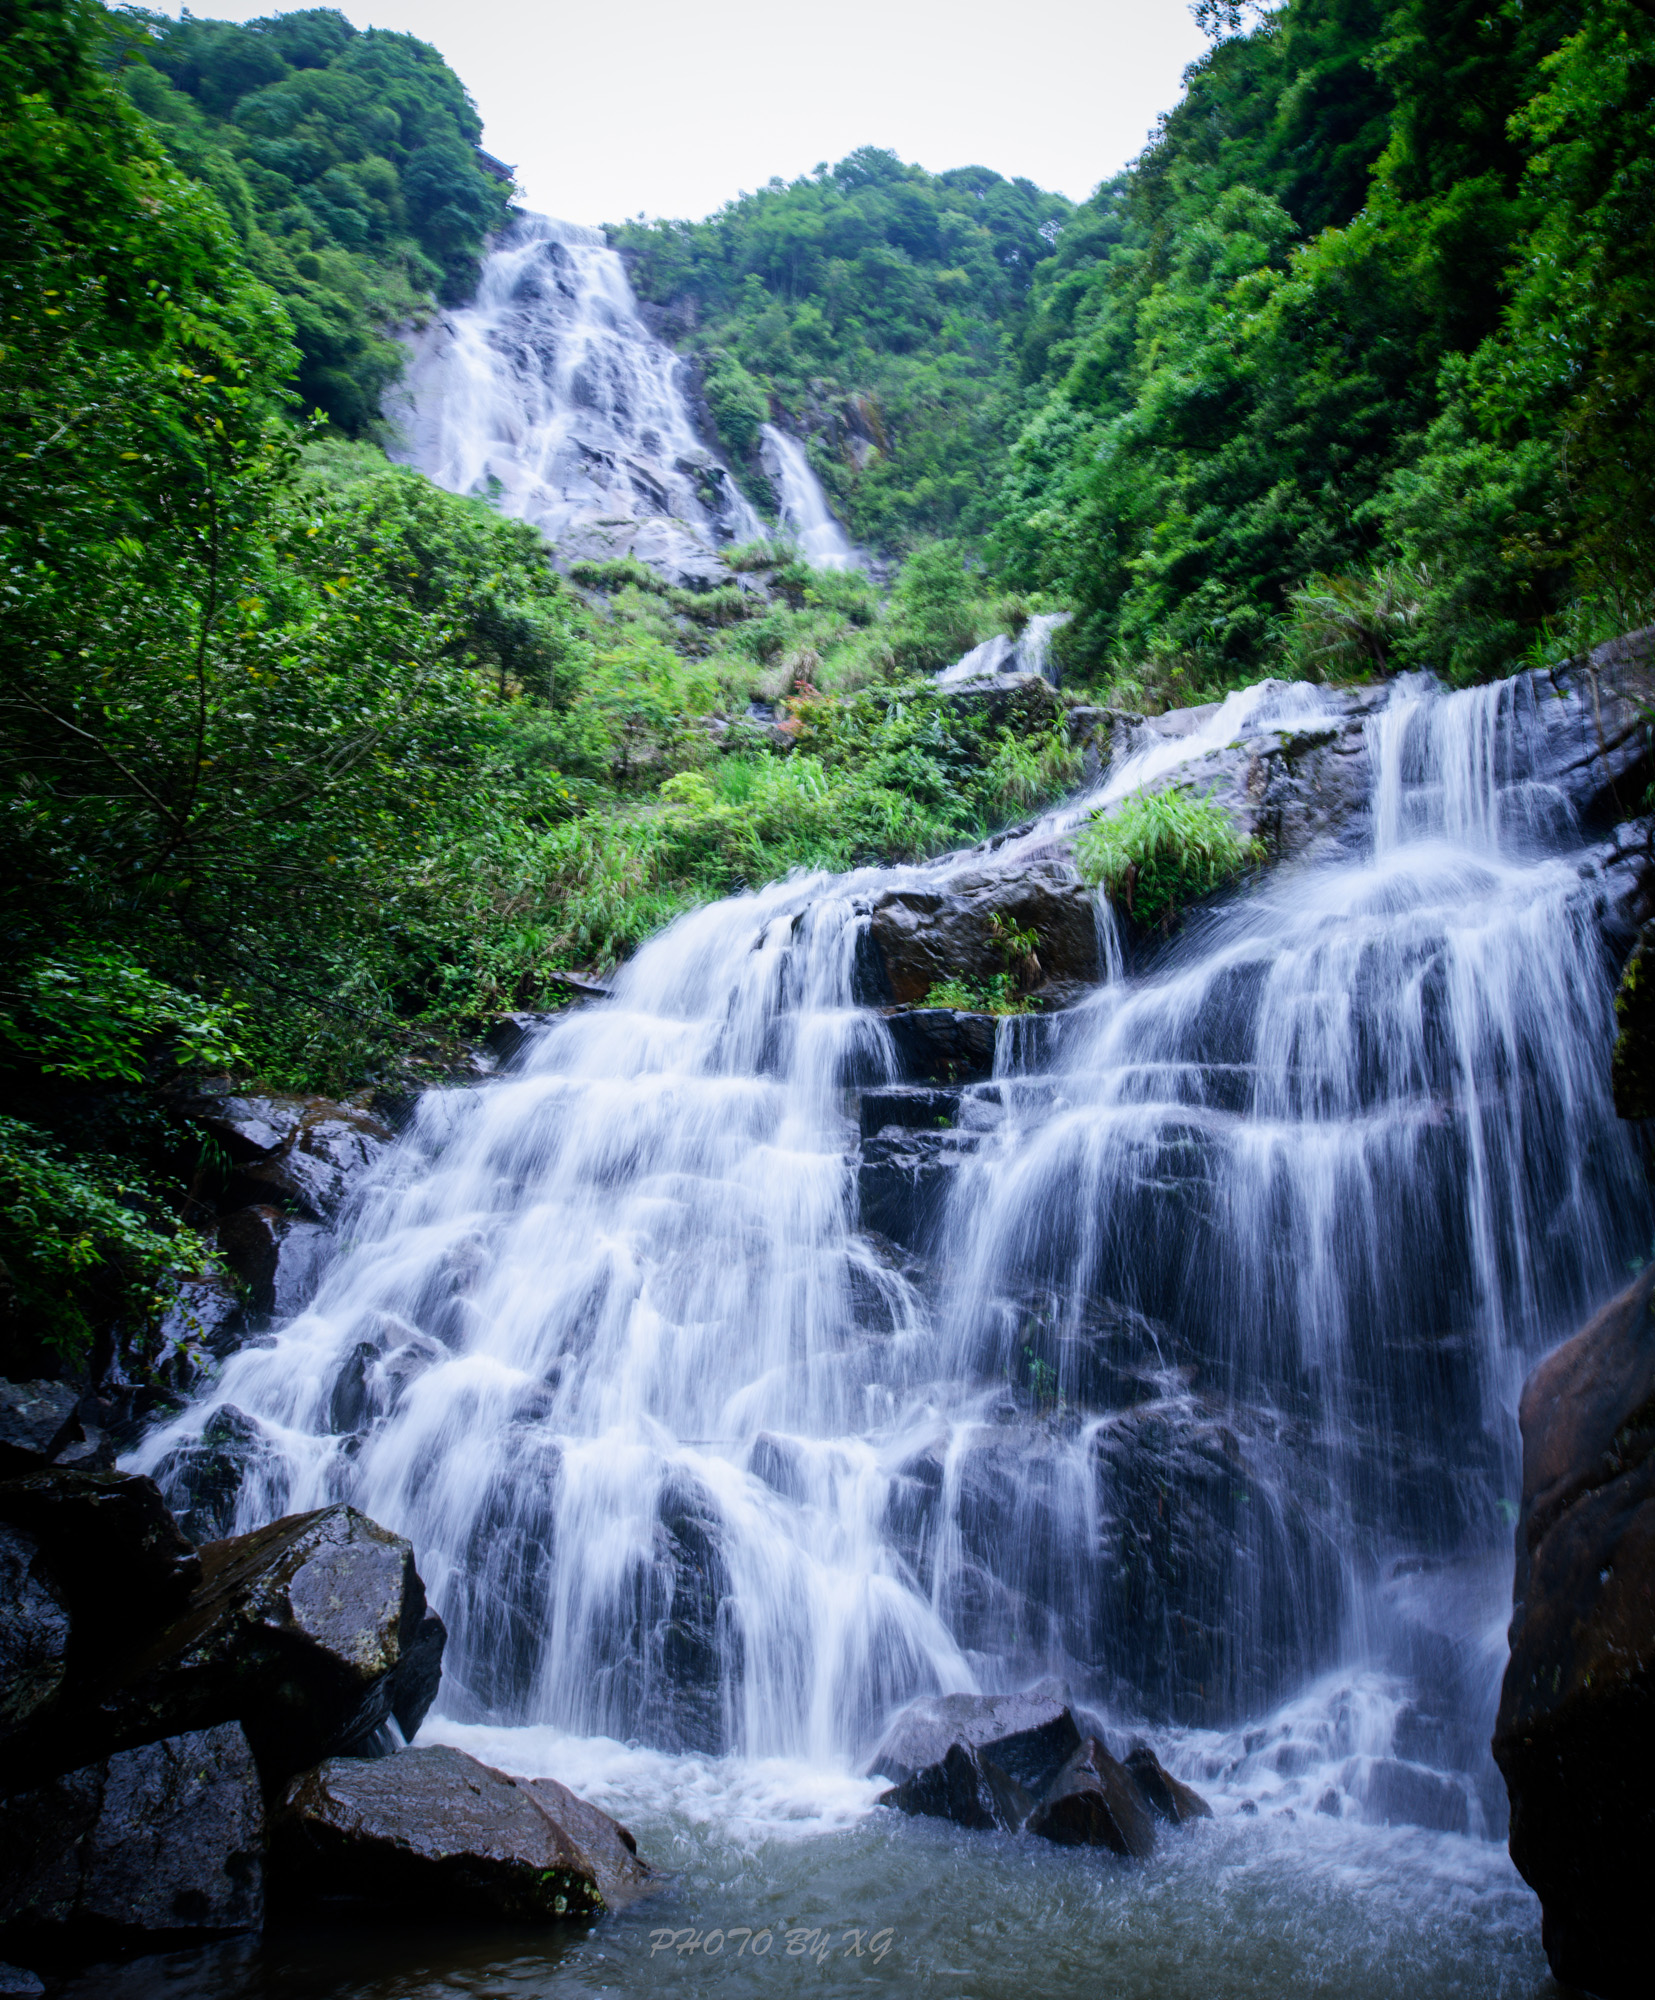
[
  {"left": 272, "top": 1748, "right": 614, "bottom": 1920},
  {"left": 1493, "top": 1266, "right": 1655, "bottom": 2000},
  {"left": 0, "top": 1724, "right": 262, "bottom": 1963},
  {"left": 3, "top": 1498, "right": 444, "bottom": 1794}
]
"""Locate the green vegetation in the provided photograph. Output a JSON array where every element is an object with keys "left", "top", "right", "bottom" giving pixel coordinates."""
[
  {"left": 613, "top": 152, "right": 1069, "bottom": 550},
  {"left": 0, "top": 3, "right": 1081, "bottom": 1354},
  {"left": 993, "top": 0, "right": 1655, "bottom": 697},
  {"left": 110, "top": 6, "right": 511, "bottom": 431},
  {"left": 1075, "top": 790, "right": 1259, "bottom": 927}
]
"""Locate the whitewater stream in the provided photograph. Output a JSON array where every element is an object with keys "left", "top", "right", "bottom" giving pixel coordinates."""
[{"left": 119, "top": 669, "right": 1646, "bottom": 1998}]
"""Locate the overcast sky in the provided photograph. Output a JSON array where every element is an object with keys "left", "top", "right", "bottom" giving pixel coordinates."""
[{"left": 149, "top": 1, "right": 1211, "bottom": 223}]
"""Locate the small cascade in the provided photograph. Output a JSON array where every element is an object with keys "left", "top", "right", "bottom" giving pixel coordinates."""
[
  {"left": 759, "top": 424, "right": 861, "bottom": 571},
  {"left": 136, "top": 672, "right": 1646, "bottom": 1842},
  {"left": 391, "top": 214, "right": 762, "bottom": 586},
  {"left": 935, "top": 610, "right": 1072, "bottom": 688}
]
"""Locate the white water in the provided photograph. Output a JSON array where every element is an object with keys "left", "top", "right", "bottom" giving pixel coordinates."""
[
  {"left": 137, "top": 671, "right": 1641, "bottom": 1816},
  {"left": 935, "top": 610, "right": 1073, "bottom": 687},
  {"left": 759, "top": 424, "right": 861, "bottom": 571},
  {"left": 391, "top": 214, "right": 762, "bottom": 584}
]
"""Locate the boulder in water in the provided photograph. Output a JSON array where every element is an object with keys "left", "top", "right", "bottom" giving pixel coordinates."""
[
  {"left": 867, "top": 1686, "right": 1082, "bottom": 1796},
  {"left": 0, "top": 1723, "right": 263, "bottom": 1963},
  {"left": 523, "top": 1776, "right": 657, "bottom": 1908},
  {"left": 1493, "top": 1265, "right": 1655, "bottom": 2000},
  {"left": 1124, "top": 1743, "right": 1214, "bottom": 1825},
  {"left": 879, "top": 1740, "right": 1034, "bottom": 1833},
  {"left": 1026, "top": 1737, "right": 1157, "bottom": 1858},
  {"left": 0, "top": 1385, "right": 79, "bottom": 1479},
  {"left": 271, "top": 1747, "right": 606, "bottom": 1920}
]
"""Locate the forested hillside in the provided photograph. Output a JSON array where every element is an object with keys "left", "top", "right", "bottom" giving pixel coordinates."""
[
  {"left": 995, "top": 0, "right": 1655, "bottom": 696},
  {"left": 613, "top": 156, "right": 1070, "bottom": 549}
]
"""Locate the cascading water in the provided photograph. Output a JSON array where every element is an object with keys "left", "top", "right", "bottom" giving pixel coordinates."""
[
  {"left": 391, "top": 214, "right": 762, "bottom": 585},
  {"left": 130, "top": 671, "right": 1648, "bottom": 1997},
  {"left": 759, "top": 424, "right": 861, "bottom": 571}
]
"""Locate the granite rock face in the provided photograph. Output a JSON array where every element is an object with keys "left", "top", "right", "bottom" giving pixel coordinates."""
[{"left": 1493, "top": 1265, "right": 1655, "bottom": 2000}]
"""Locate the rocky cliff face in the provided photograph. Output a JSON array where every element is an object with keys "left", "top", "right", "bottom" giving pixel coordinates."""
[{"left": 1494, "top": 1268, "right": 1655, "bottom": 2000}]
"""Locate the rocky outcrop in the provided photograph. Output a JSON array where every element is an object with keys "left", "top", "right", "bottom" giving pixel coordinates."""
[
  {"left": 871, "top": 1689, "right": 1208, "bottom": 1854},
  {"left": 2, "top": 1495, "right": 442, "bottom": 1794},
  {"left": 864, "top": 849, "right": 1100, "bottom": 1010},
  {"left": 1493, "top": 1265, "right": 1655, "bottom": 1999},
  {"left": 1612, "top": 919, "right": 1655, "bottom": 1119},
  {"left": 271, "top": 1748, "right": 610, "bottom": 1920},
  {"left": 0, "top": 1470, "right": 649, "bottom": 1978},
  {"left": 0, "top": 1725, "right": 263, "bottom": 1962}
]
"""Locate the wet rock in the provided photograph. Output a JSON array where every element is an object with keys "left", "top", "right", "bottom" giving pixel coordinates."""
[
  {"left": 0, "top": 1723, "right": 262, "bottom": 1962},
  {"left": 856, "top": 1084, "right": 960, "bottom": 1138},
  {"left": 227, "top": 1114, "right": 391, "bottom": 1224},
  {"left": 523, "top": 1777, "right": 656, "bottom": 1909},
  {"left": 0, "top": 1384, "right": 79, "bottom": 1478},
  {"left": 878, "top": 1740, "right": 1034, "bottom": 1832},
  {"left": 645, "top": 1481, "right": 735, "bottom": 1754},
  {"left": 1026, "top": 1737, "right": 1157, "bottom": 1857},
  {"left": 1613, "top": 920, "right": 1655, "bottom": 1119},
  {"left": 271, "top": 1747, "right": 602, "bottom": 1920},
  {"left": 882, "top": 1008, "right": 998, "bottom": 1084},
  {"left": 865, "top": 850, "right": 1100, "bottom": 1009},
  {"left": 868, "top": 1686, "right": 1081, "bottom": 1797},
  {"left": 328, "top": 1343, "right": 379, "bottom": 1436},
  {"left": 9, "top": 1504, "right": 443, "bottom": 1793},
  {"left": 0, "top": 1964, "right": 41, "bottom": 1996},
  {"left": 857, "top": 1125, "right": 981, "bottom": 1252},
  {"left": 0, "top": 1469, "right": 201, "bottom": 1658},
  {"left": 0, "top": 1528, "right": 69, "bottom": 1745},
  {"left": 215, "top": 1205, "right": 332, "bottom": 1319},
  {"left": 1359, "top": 1757, "right": 1470, "bottom": 1836},
  {"left": 1124, "top": 1743, "right": 1213, "bottom": 1824},
  {"left": 152, "top": 1406, "right": 286, "bottom": 1547},
  {"left": 1493, "top": 1264, "right": 1655, "bottom": 2000}
]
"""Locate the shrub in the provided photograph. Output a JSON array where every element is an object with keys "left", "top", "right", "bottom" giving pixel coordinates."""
[{"left": 1074, "top": 787, "right": 1258, "bottom": 925}]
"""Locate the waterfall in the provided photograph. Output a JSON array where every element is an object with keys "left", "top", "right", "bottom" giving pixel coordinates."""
[
  {"left": 390, "top": 214, "right": 763, "bottom": 586},
  {"left": 759, "top": 424, "right": 861, "bottom": 571},
  {"left": 135, "top": 675, "right": 1646, "bottom": 1831}
]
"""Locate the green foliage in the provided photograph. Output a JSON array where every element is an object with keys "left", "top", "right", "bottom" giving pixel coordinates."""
[
  {"left": 992, "top": 0, "right": 1655, "bottom": 691},
  {"left": 614, "top": 149, "right": 1069, "bottom": 551},
  {"left": 1075, "top": 788, "right": 1259, "bottom": 926},
  {"left": 0, "top": 1113, "right": 216, "bottom": 1356},
  {"left": 0, "top": 951, "right": 241, "bottom": 1084},
  {"left": 110, "top": 6, "right": 511, "bottom": 432}
]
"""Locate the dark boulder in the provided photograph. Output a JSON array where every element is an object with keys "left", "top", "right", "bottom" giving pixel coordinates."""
[
  {"left": 0, "top": 1385, "right": 78, "bottom": 1479},
  {"left": 878, "top": 1741, "right": 1034, "bottom": 1833},
  {"left": 271, "top": 1747, "right": 602, "bottom": 1920},
  {"left": 882, "top": 1008, "right": 998, "bottom": 1085},
  {"left": 1359, "top": 1757, "right": 1470, "bottom": 1836},
  {"left": 0, "top": 1469, "right": 201, "bottom": 1658},
  {"left": 867, "top": 1686, "right": 1081, "bottom": 1796},
  {"left": 1493, "top": 1266, "right": 1655, "bottom": 2000},
  {"left": 1124, "top": 1743, "right": 1213, "bottom": 1825},
  {"left": 215, "top": 1206, "right": 332, "bottom": 1320},
  {"left": 0, "top": 1529, "right": 69, "bottom": 1746},
  {"left": 856, "top": 1084, "right": 961, "bottom": 1138},
  {"left": 865, "top": 850, "right": 1100, "bottom": 1010},
  {"left": 0, "top": 1723, "right": 262, "bottom": 1963},
  {"left": 856, "top": 1125, "right": 980, "bottom": 1252},
  {"left": 225, "top": 1113, "right": 391, "bottom": 1224},
  {"left": 1026, "top": 1737, "right": 1156, "bottom": 1858},
  {"left": 6, "top": 1504, "right": 444, "bottom": 1794},
  {"left": 153, "top": 1406, "right": 287, "bottom": 1547},
  {"left": 523, "top": 1777, "right": 656, "bottom": 1909},
  {"left": 645, "top": 1480, "right": 735, "bottom": 1754},
  {"left": 1611, "top": 921, "right": 1655, "bottom": 1119}
]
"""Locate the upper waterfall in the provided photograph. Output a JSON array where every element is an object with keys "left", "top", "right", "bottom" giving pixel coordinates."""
[
  {"left": 390, "top": 214, "right": 763, "bottom": 587},
  {"left": 759, "top": 424, "right": 862, "bottom": 571}
]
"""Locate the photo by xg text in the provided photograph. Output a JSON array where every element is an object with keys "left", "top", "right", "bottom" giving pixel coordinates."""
[{"left": 649, "top": 1927, "right": 896, "bottom": 1963}]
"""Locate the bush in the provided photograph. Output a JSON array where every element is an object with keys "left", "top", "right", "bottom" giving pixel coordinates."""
[{"left": 1074, "top": 787, "right": 1258, "bottom": 925}]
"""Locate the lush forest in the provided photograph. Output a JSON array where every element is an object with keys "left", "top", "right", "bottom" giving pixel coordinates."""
[{"left": 4, "top": 0, "right": 1655, "bottom": 1356}]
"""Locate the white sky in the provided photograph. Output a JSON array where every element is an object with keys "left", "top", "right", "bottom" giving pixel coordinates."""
[{"left": 147, "top": 1, "right": 1210, "bottom": 223}]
